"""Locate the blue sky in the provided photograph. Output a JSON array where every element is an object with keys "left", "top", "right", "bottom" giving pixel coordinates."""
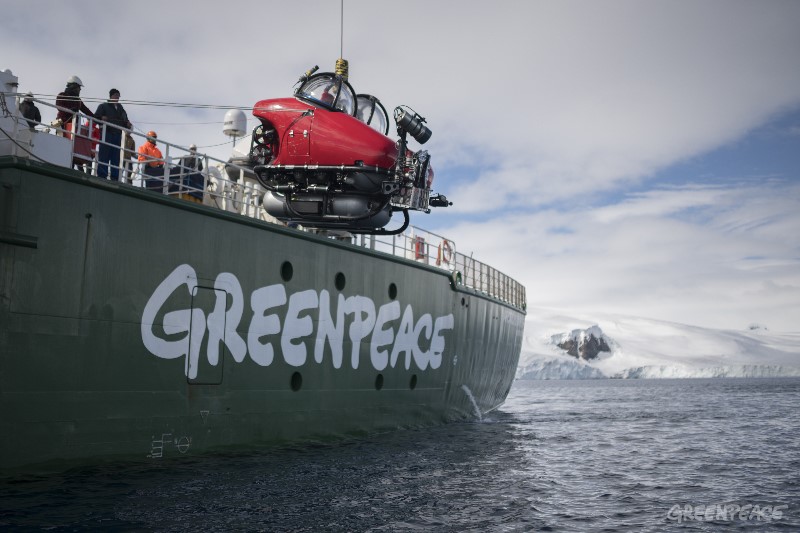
[
  {"left": 667, "top": 110, "right": 800, "bottom": 185},
  {"left": 427, "top": 106, "right": 800, "bottom": 224},
  {"left": 3, "top": 0, "right": 799, "bottom": 331}
]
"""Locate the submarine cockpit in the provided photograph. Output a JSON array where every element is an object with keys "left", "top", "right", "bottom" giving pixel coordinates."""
[{"left": 248, "top": 62, "right": 450, "bottom": 235}]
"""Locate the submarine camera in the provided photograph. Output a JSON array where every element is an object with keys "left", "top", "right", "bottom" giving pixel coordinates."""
[{"left": 394, "top": 107, "right": 432, "bottom": 145}]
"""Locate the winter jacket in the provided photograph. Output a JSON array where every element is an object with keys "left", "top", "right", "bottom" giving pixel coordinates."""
[
  {"left": 95, "top": 101, "right": 131, "bottom": 129},
  {"left": 55, "top": 86, "right": 94, "bottom": 123},
  {"left": 19, "top": 100, "right": 41, "bottom": 128},
  {"left": 137, "top": 141, "right": 164, "bottom": 167}
]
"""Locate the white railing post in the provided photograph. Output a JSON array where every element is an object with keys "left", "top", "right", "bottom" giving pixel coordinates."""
[
  {"left": 69, "top": 114, "right": 78, "bottom": 164},
  {"left": 90, "top": 117, "right": 99, "bottom": 176},
  {"left": 162, "top": 154, "right": 171, "bottom": 195}
]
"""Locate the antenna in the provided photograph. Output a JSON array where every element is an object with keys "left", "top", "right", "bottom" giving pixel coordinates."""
[
  {"left": 340, "top": 0, "right": 344, "bottom": 58},
  {"left": 335, "top": 0, "right": 349, "bottom": 80}
]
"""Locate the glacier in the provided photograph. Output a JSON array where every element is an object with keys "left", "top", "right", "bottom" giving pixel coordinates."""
[{"left": 516, "top": 308, "right": 800, "bottom": 380}]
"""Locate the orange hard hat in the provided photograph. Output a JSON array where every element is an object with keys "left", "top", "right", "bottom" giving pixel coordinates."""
[{"left": 147, "top": 130, "right": 157, "bottom": 138}]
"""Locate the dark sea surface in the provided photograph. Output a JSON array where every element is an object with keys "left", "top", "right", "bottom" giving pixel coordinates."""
[{"left": 2, "top": 378, "right": 798, "bottom": 532}]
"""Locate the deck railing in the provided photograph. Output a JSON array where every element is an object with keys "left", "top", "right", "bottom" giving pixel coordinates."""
[
  {"left": 2, "top": 93, "right": 526, "bottom": 311},
  {"left": 359, "top": 228, "right": 527, "bottom": 310},
  {"left": 2, "top": 95, "right": 270, "bottom": 219}
]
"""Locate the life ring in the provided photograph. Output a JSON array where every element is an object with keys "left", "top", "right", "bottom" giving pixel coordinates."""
[{"left": 440, "top": 239, "right": 453, "bottom": 264}]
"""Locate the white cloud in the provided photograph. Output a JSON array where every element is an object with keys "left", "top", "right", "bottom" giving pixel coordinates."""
[
  {"left": 7, "top": 1, "right": 800, "bottom": 176},
  {"left": 438, "top": 180, "right": 800, "bottom": 331},
  {"left": 424, "top": 0, "right": 800, "bottom": 210}
]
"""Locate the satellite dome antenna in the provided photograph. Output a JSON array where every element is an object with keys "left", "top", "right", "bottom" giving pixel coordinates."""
[{"left": 223, "top": 109, "right": 247, "bottom": 146}]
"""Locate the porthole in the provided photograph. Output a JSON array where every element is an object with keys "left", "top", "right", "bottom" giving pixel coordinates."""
[
  {"left": 281, "top": 261, "right": 293, "bottom": 282},
  {"left": 290, "top": 371, "right": 303, "bottom": 392},
  {"left": 375, "top": 374, "right": 384, "bottom": 391},
  {"left": 388, "top": 283, "right": 397, "bottom": 300},
  {"left": 335, "top": 272, "right": 346, "bottom": 291}
]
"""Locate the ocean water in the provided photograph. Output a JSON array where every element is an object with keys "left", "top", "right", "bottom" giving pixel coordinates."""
[{"left": 1, "top": 378, "right": 798, "bottom": 532}]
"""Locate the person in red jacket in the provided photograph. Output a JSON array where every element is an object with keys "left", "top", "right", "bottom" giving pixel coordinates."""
[
  {"left": 54, "top": 75, "right": 94, "bottom": 137},
  {"left": 137, "top": 131, "right": 165, "bottom": 191}
]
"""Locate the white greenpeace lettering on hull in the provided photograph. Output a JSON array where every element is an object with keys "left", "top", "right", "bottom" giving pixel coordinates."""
[
  {"left": 141, "top": 264, "right": 454, "bottom": 377},
  {"left": 248, "top": 283, "right": 286, "bottom": 367},
  {"left": 282, "top": 289, "right": 319, "bottom": 367},
  {"left": 371, "top": 301, "right": 401, "bottom": 371},
  {"left": 315, "top": 290, "right": 345, "bottom": 368},
  {"left": 207, "top": 272, "right": 247, "bottom": 365}
]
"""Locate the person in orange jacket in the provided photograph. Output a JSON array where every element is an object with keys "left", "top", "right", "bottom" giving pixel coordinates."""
[{"left": 138, "top": 131, "right": 164, "bottom": 190}]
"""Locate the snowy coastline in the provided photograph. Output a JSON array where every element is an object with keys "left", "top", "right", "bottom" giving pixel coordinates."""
[{"left": 516, "top": 308, "right": 800, "bottom": 380}]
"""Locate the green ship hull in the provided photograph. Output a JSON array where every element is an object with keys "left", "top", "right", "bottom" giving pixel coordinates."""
[{"left": 0, "top": 156, "right": 525, "bottom": 471}]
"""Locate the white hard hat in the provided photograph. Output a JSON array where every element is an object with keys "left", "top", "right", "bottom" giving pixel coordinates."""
[
  {"left": 189, "top": 144, "right": 197, "bottom": 150},
  {"left": 67, "top": 75, "right": 84, "bottom": 86}
]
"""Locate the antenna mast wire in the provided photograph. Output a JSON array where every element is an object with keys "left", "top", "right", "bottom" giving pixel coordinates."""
[{"left": 340, "top": 0, "right": 344, "bottom": 58}]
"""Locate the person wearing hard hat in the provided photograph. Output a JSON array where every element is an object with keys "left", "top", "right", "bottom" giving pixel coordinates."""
[
  {"left": 19, "top": 93, "right": 41, "bottom": 130},
  {"left": 137, "top": 131, "right": 165, "bottom": 191},
  {"left": 178, "top": 144, "right": 204, "bottom": 203},
  {"left": 54, "top": 75, "right": 94, "bottom": 136},
  {"left": 179, "top": 144, "right": 203, "bottom": 172}
]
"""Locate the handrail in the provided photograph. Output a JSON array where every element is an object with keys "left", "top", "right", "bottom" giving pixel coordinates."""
[
  {"left": 360, "top": 227, "right": 526, "bottom": 309},
  {"left": 3, "top": 94, "right": 273, "bottom": 221},
  {"left": 2, "top": 92, "right": 527, "bottom": 311}
]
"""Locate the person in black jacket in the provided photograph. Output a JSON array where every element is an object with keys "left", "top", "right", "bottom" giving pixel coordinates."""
[
  {"left": 19, "top": 93, "right": 41, "bottom": 130},
  {"left": 95, "top": 88, "right": 132, "bottom": 180},
  {"left": 177, "top": 144, "right": 205, "bottom": 203}
]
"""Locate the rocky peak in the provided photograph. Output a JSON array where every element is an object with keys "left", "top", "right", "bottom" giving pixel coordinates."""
[{"left": 551, "top": 325, "right": 611, "bottom": 360}]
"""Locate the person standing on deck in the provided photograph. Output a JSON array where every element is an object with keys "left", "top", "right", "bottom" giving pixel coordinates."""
[
  {"left": 54, "top": 76, "right": 94, "bottom": 136},
  {"left": 137, "top": 131, "right": 165, "bottom": 191},
  {"left": 177, "top": 144, "right": 204, "bottom": 203},
  {"left": 122, "top": 131, "right": 137, "bottom": 184},
  {"left": 19, "top": 93, "right": 41, "bottom": 130},
  {"left": 95, "top": 88, "right": 132, "bottom": 180}
]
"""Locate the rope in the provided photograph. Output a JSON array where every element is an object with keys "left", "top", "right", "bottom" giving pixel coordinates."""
[{"left": 10, "top": 93, "right": 255, "bottom": 112}]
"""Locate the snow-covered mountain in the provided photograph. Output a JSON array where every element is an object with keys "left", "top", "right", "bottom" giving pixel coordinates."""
[{"left": 517, "top": 308, "right": 800, "bottom": 379}]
